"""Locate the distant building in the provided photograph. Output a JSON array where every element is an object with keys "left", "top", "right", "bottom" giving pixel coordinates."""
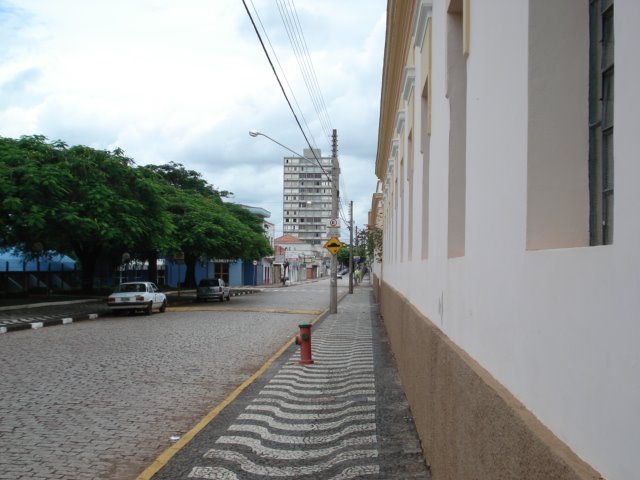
[
  {"left": 282, "top": 148, "right": 336, "bottom": 245},
  {"left": 371, "top": 2, "right": 636, "bottom": 480},
  {"left": 236, "top": 204, "right": 275, "bottom": 247},
  {"left": 274, "top": 234, "right": 324, "bottom": 282}
]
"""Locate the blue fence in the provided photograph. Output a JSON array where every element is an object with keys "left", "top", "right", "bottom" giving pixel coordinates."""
[{"left": 0, "top": 253, "right": 270, "bottom": 294}]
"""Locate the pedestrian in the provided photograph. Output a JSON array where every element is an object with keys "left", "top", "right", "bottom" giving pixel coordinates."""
[{"left": 354, "top": 267, "right": 361, "bottom": 285}]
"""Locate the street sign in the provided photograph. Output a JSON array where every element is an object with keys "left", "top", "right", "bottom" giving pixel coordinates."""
[
  {"left": 252, "top": 260, "right": 258, "bottom": 266},
  {"left": 328, "top": 218, "right": 338, "bottom": 227},
  {"left": 327, "top": 226, "right": 341, "bottom": 237},
  {"left": 324, "top": 237, "right": 344, "bottom": 256}
]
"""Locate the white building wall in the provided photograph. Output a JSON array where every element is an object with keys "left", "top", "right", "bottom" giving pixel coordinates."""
[{"left": 378, "top": 1, "right": 640, "bottom": 479}]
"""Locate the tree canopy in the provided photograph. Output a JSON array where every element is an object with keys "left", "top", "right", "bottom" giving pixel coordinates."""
[
  {"left": 336, "top": 227, "right": 373, "bottom": 267},
  {"left": 0, "top": 135, "right": 272, "bottom": 291}
]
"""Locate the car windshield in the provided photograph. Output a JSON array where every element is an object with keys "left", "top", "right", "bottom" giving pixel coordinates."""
[
  {"left": 199, "top": 279, "right": 220, "bottom": 287},
  {"left": 116, "top": 283, "right": 147, "bottom": 293}
]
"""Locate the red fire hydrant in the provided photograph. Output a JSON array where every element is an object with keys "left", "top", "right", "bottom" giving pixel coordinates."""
[{"left": 295, "top": 323, "right": 314, "bottom": 365}]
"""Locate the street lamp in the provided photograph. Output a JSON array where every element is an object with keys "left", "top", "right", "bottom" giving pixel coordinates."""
[
  {"left": 249, "top": 130, "right": 303, "bottom": 158},
  {"left": 250, "top": 129, "right": 339, "bottom": 313}
]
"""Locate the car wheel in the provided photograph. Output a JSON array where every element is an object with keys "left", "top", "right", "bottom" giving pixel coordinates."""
[
  {"left": 145, "top": 301, "right": 153, "bottom": 316},
  {"left": 113, "top": 310, "right": 121, "bottom": 317},
  {"left": 159, "top": 300, "right": 167, "bottom": 313}
]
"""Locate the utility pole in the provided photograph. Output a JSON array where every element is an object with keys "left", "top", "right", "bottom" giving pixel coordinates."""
[
  {"left": 355, "top": 226, "right": 359, "bottom": 281},
  {"left": 349, "top": 200, "right": 353, "bottom": 294},
  {"left": 330, "top": 129, "right": 339, "bottom": 314}
]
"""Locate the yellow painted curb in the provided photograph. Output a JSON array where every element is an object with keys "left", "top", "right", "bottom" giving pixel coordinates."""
[{"left": 136, "top": 301, "right": 339, "bottom": 480}]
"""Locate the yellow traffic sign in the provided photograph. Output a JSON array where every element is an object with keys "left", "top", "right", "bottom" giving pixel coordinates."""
[{"left": 324, "top": 237, "right": 344, "bottom": 255}]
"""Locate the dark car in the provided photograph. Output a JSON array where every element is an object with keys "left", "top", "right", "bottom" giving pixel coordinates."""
[{"left": 196, "top": 277, "right": 231, "bottom": 302}]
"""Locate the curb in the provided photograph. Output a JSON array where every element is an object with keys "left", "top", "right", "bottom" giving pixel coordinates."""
[
  {"left": 0, "top": 281, "right": 332, "bottom": 334},
  {"left": 229, "top": 288, "right": 260, "bottom": 297},
  {"left": 0, "top": 311, "right": 103, "bottom": 334},
  {"left": 136, "top": 289, "right": 348, "bottom": 480}
]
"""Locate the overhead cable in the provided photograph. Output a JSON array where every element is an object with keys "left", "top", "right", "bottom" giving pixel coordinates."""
[{"left": 242, "top": 0, "right": 334, "bottom": 187}]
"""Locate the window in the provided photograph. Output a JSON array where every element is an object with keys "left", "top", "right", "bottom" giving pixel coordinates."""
[
  {"left": 447, "top": 1, "right": 467, "bottom": 258},
  {"left": 526, "top": 1, "right": 590, "bottom": 250},
  {"left": 589, "top": 0, "right": 614, "bottom": 245}
]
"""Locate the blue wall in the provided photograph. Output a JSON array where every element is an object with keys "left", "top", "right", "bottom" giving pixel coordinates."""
[{"left": 163, "top": 259, "right": 249, "bottom": 287}]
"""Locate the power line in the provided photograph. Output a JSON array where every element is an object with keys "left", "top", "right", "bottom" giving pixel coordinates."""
[
  {"left": 249, "top": 1, "right": 320, "bottom": 150},
  {"left": 276, "top": 0, "right": 333, "bottom": 141},
  {"left": 244, "top": 1, "right": 346, "bottom": 231},
  {"left": 241, "top": 0, "right": 330, "bottom": 183},
  {"left": 287, "top": 0, "right": 333, "bottom": 137}
]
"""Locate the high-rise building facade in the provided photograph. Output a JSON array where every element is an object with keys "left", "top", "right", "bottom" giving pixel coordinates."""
[{"left": 282, "top": 148, "right": 335, "bottom": 245}]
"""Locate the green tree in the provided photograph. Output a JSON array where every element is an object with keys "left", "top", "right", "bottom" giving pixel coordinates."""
[
  {"left": 143, "top": 163, "right": 272, "bottom": 287},
  {"left": 336, "top": 244, "right": 351, "bottom": 267},
  {"left": 0, "top": 136, "right": 172, "bottom": 292},
  {"left": 224, "top": 202, "right": 273, "bottom": 261},
  {"left": 363, "top": 226, "right": 383, "bottom": 263},
  {"left": 144, "top": 162, "right": 230, "bottom": 199}
]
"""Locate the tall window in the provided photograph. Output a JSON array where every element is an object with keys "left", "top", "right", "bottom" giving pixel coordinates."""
[
  {"left": 447, "top": 3, "right": 467, "bottom": 258},
  {"left": 589, "top": 0, "right": 614, "bottom": 245}
]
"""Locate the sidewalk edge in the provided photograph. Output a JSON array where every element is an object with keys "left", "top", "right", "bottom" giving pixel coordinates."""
[{"left": 136, "top": 292, "right": 347, "bottom": 480}]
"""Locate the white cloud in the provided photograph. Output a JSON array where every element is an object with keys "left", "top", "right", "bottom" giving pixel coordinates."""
[{"left": 0, "top": 0, "right": 386, "bottom": 238}]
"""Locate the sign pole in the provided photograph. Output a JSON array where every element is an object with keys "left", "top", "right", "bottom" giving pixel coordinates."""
[
  {"left": 349, "top": 201, "right": 354, "bottom": 294},
  {"left": 330, "top": 130, "right": 339, "bottom": 314}
]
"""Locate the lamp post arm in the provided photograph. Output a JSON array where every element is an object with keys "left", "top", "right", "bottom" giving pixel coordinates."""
[{"left": 250, "top": 131, "right": 304, "bottom": 158}]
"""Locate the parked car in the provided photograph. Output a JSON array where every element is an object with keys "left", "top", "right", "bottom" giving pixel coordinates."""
[
  {"left": 196, "top": 277, "right": 231, "bottom": 302},
  {"left": 107, "top": 281, "right": 167, "bottom": 315}
]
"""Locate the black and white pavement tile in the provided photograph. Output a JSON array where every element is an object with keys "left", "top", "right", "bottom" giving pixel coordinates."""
[
  {"left": 152, "top": 288, "right": 430, "bottom": 480},
  {"left": 187, "top": 315, "right": 380, "bottom": 480}
]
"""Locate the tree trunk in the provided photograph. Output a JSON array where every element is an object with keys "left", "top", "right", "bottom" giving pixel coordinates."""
[
  {"left": 75, "top": 246, "right": 100, "bottom": 293},
  {"left": 147, "top": 250, "right": 158, "bottom": 284},
  {"left": 184, "top": 255, "right": 197, "bottom": 288}
]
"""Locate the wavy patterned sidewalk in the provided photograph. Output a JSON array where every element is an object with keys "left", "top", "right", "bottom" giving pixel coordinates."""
[{"left": 151, "top": 287, "right": 430, "bottom": 480}]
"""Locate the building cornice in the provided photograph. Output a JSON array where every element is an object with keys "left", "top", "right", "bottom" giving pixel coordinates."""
[
  {"left": 395, "top": 110, "right": 406, "bottom": 134},
  {"left": 413, "top": 0, "right": 433, "bottom": 49},
  {"left": 402, "top": 67, "right": 415, "bottom": 101},
  {"left": 375, "top": 0, "right": 417, "bottom": 181}
]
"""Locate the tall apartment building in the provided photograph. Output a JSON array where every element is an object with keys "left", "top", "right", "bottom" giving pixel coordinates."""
[{"left": 282, "top": 148, "right": 335, "bottom": 245}]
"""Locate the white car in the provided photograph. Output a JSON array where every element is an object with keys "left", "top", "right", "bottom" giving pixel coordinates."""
[{"left": 107, "top": 281, "right": 167, "bottom": 315}]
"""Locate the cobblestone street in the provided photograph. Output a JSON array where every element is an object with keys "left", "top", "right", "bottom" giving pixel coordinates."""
[
  {"left": 0, "top": 299, "right": 316, "bottom": 479},
  {"left": 1, "top": 281, "right": 429, "bottom": 479}
]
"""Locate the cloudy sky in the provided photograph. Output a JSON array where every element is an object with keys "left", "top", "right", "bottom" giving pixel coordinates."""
[{"left": 0, "top": 0, "right": 386, "bottom": 239}]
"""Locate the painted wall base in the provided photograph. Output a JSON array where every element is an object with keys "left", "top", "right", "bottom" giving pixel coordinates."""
[{"left": 375, "top": 275, "right": 601, "bottom": 480}]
